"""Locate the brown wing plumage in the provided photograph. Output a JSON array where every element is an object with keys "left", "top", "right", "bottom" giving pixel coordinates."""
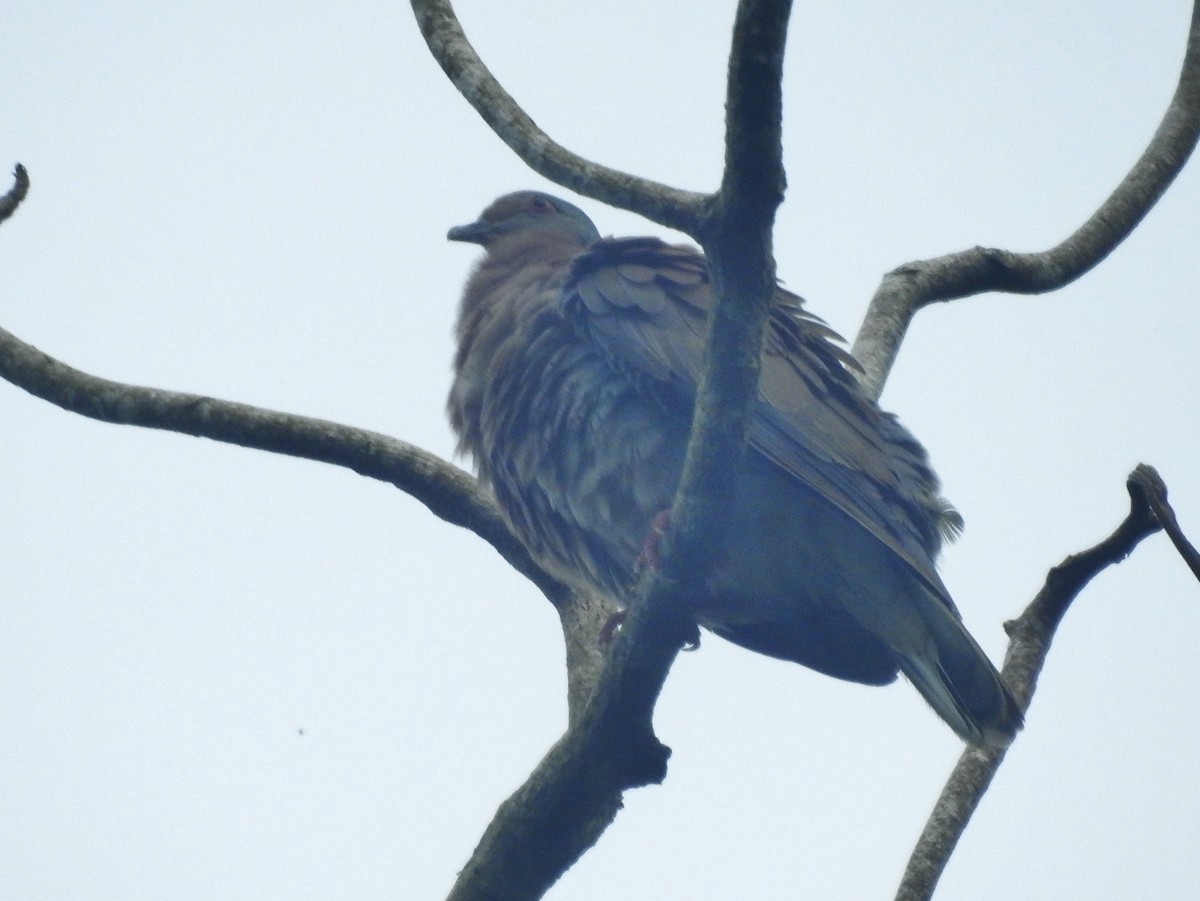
[{"left": 563, "top": 237, "right": 961, "bottom": 604}]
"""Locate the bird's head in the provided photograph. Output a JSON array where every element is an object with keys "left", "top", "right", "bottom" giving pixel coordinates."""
[{"left": 447, "top": 191, "right": 600, "bottom": 249}]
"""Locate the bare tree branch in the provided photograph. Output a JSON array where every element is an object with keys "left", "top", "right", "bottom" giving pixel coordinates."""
[
  {"left": 853, "top": 2, "right": 1200, "bottom": 398},
  {"left": 895, "top": 464, "right": 1179, "bottom": 901},
  {"left": 409, "top": 0, "right": 707, "bottom": 234},
  {"left": 667, "top": 0, "right": 792, "bottom": 607},
  {"left": 0, "top": 164, "right": 29, "bottom": 224},
  {"left": 0, "top": 324, "right": 570, "bottom": 608},
  {"left": 439, "top": 3, "right": 794, "bottom": 898}
]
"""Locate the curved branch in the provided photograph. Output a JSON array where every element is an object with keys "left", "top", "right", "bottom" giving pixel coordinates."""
[
  {"left": 895, "top": 465, "right": 1176, "bottom": 901},
  {"left": 0, "top": 164, "right": 29, "bottom": 224},
  {"left": 853, "top": 2, "right": 1200, "bottom": 398},
  {"left": 0, "top": 324, "right": 570, "bottom": 607},
  {"left": 409, "top": 0, "right": 707, "bottom": 234}
]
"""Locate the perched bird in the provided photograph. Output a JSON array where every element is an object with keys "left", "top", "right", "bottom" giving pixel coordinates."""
[{"left": 447, "top": 190, "right": 1022, "bottom": 748}]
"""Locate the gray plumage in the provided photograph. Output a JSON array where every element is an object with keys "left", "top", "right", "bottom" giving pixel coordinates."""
[{"left": 447, "top": 190, "right": 1022, "bottom": 748}]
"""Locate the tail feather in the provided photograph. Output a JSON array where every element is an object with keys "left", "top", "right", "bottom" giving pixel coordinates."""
[
  {"left": 897, "top": 595, "right": 1023, "bottom": 749},
  {"left": 898, "top": 655, "right": 1022, "bottom": 749}
]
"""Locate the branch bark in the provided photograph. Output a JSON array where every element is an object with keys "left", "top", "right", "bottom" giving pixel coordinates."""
[
  {"left": 852, "top": 2, "right": 1200, "bottom": 398},
  {"left": 894, "top": 465, "right": 1184, "bottom": 901},
  {"left": 672, "top": 0, "right": 791, "bottom": 583},
  {"left": 0, "top": 319, "right": 570, "bottom": 608},
  {"left": 409, "top": 0, "right": 707, "bottom": 234}
]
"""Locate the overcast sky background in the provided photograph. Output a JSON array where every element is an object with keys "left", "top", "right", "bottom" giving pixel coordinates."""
[{"left": 3, "top": 2, "right": 1198, "bottom": 899}]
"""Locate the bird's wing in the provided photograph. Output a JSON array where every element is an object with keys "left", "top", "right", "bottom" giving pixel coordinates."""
[{"left": 562, "top": 236, "right": 957, "bottom": 602}]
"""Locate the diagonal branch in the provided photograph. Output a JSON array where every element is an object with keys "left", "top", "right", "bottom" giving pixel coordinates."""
[
  {"left": 894, "top": 464, "right": 1185, "bottom": 901},
  {"left": 852, "top": 1, "right": 1200, "bottom": 398},
  {"left": 409, "top": 0, "right": 707, "bottom": 234},
  {"left": 0, "top": 323, "right": 570, "bottom": 608}
]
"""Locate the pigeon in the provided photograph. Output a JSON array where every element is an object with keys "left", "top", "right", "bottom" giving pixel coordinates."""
[{"left": 447, "top": 190, "right": 1022, "bottom": 747}]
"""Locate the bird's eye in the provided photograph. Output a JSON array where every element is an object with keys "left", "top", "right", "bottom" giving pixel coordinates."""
[{"left": 531, "top": 196, "right": 556, "bottom": 213}]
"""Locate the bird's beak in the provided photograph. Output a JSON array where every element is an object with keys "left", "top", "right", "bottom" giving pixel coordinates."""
[{"left": 447, "top": 219, "right": 492, "bottom": 245}]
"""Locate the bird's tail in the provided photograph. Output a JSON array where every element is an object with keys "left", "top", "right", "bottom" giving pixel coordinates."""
[{"left": 896, "top": 593, "right": 1024, "bottom": 749}]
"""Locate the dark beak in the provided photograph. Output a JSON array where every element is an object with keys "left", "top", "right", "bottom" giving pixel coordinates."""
[{"left": 447, "top": 220, "right": 492, "bottom": 244}]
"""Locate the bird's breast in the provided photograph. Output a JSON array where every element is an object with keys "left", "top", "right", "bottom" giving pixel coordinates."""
[{"left": 452, "top": 302, "right": 689, "bottom": 597}]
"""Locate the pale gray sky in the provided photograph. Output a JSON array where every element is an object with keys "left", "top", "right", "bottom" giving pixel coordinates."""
[{"left": 2, "top": 2, "right": 1198, "bottom": 899}]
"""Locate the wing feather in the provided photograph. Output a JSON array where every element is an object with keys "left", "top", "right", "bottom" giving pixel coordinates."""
[{"left": 562, "top": 236, "right": 958, "bottom": 602}]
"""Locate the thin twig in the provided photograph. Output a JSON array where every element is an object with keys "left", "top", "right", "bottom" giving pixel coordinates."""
[
  {"left": 895, "top": 466, "right": 1168, "bottom": 901},
  {"left": 852, "top": 2, "right": 1200, "bottom": 398}
]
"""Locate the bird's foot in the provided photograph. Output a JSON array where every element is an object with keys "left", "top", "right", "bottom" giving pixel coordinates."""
[
  {"left": 599, "top": 609, "right": 627, "bottom": 644},
  {"left": 598, "top": 609, "right": 702, "bottom": 652}
]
